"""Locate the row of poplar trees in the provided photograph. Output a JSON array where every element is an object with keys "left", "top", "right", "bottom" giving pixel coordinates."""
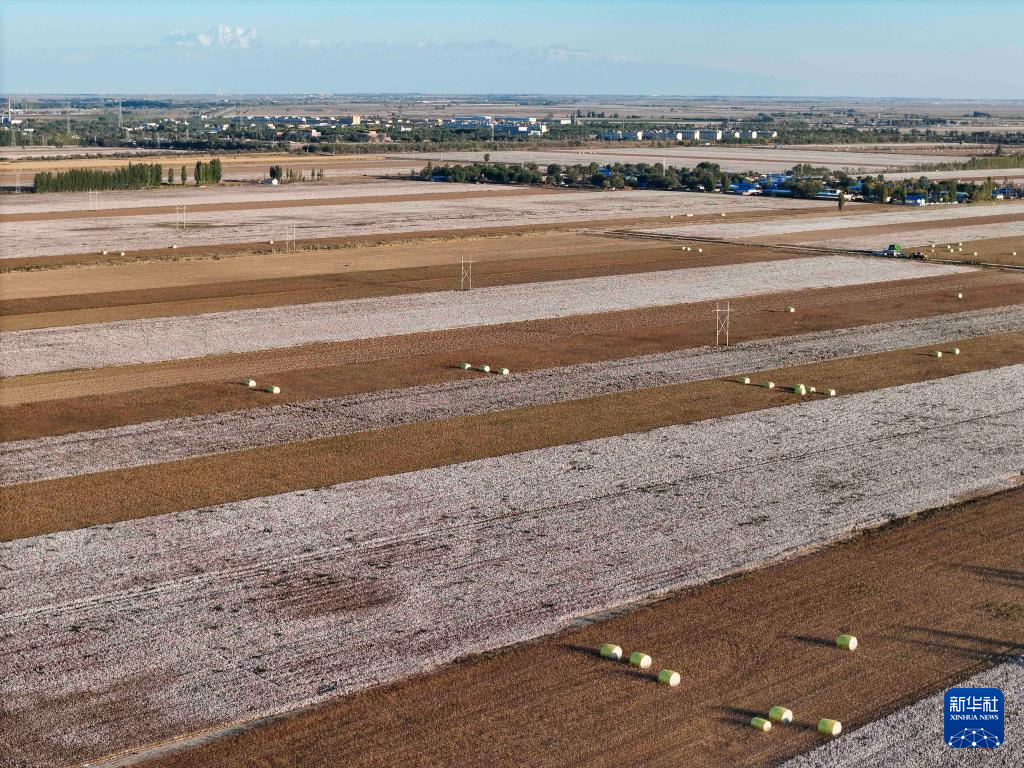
[
  {"left": 34, "top": 158, "right": 225, "bottom": 192},
  {"left": 33, "top": 163, "right": 164, "bottom": 193}
]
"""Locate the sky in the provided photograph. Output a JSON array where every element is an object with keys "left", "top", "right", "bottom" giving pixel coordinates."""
[{"left": 1, "top": 0, "right": 1022, "bottom": 98}]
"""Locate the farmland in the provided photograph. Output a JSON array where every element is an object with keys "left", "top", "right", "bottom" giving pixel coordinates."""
[{"left": 1, "top": 155, "right": 1023, "bottom": 768}]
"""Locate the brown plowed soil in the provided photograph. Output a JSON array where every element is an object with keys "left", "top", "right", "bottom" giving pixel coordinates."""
[
  {"left": 3, "top": 329, "right": 1021, "bottom": 542},
  {"left": 914, "top": 234, "right": 1024, "bottom": 267},
  {"left": 0, "top": 187, "right": 558, "bottom": 223},
  {"left": 0, "top": 243, "right": 802, "bottom": 330},
  {"left": 134, "top": 487, "right": 1024, "bottom": 768},
  {"left": 0, "top": 204, "right": 837, "bottom": 272},
  {"left": 3, "top": 271, "right": 1020, "bottom": 432}
]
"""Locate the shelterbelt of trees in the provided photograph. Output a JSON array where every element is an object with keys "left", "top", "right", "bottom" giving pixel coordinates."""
[
  {"left": 421, "top": 160, "right": 1018, "bottom": 204},
  {"left": 31, "top": 159, "right": 224, "bottom": 193},
  {"left": 32, "top": 163, "right": 165, "bottom": 193},
  {"left": 420, "top": 160, "right": 744, "bottom": 193}
]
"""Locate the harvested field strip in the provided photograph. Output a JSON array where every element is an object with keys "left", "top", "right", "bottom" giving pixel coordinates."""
[
  {"left": 0, "top": 179, "right": 461, "bottom": 214},
  {"left": 0, "top": 187, "right": 559, "bottom": 223},
  {"left": 783, "top": 658, "right": 1022, "bottom": 767},
  {"left": 3, "top": 271, "right": 1020, "bottom": 435},
  {"left": 121, "top": 493, "right": 1024, "bottom": 768},
  {"left": 4, "top": 332, "right": 1023, "bottom": 541},
  {"left": 3, "top": 370, "right": 1022, "bottom": 768},
  {"left": 0, "top": 256, "right": 972, "bottom": 377},
  {"left": 0, "top": 245, "right": 805, "bottom": 331},
  {"left": 124, "top": 492, "right": 1024, "bottom": 768},
  {"left": 0, "top": 189, "right": 831, "bottom": 260},
  {"left": 0, "top": 203, "right": 840, "bottom": 272},
  {"left": 808, "top": 221, "right": 1024, "bottom": 252},
  {"left": 760, "top": 212, "right": 1024, "bottom": 245},
  {"left": 7, "top": 306, "right": 1024, "bottom": 485},
  {"left": 639, "top": 202, "right": 1024, "bottom": 241}
]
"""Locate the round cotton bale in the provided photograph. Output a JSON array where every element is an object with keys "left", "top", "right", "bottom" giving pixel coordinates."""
[
  {"left": 102, "top": 250, "right": 108, "bottom": 255},
  {"left": 763, "top": 381, "right": 775, "bottom": 390},
  {"left": 697, "top": 248, "right": 703, "bottom": 253},
  {"left": 750, "top": 717, "right": 772, "bottom": 732},
  {"left": 599, "top": 643, "right": 623, "bottom": 661},
  {"left": 265, "top": 385, "right": 281, "bottom": 395},
  {"left": 478, "top": 364, "right": 491, "bottom": 373},
  {"left": 171, "top": 244, "right": 178, "bottom": 249},
  {"left": 1013, "top": 252, "right": 1018, "bottom": 257},
  {"left": 958, "top": 242, "right": 963, "bottom": 246},
  {"left": 836, "top": 634, "right": 858, "bottom": 651},
  {"left": 459, "top": 362, "right": 472, "bottom": 370},
  {"left": 119, "top": 251, "right": 125, "bottom": 257},
  {"left": 958, "top": 248, "right": 963, "bottom": 253},
  {"left": 825, "top": 388, "right": 836, "bottom": 397},
  {"left": 658, "top": 669, "right": 681, "bottom": 687},
  {"left": 786, "top": 306, "right": 795, "bottom": 313},
  {"left": 629, "top": 652, "right": 652, "bottom": 670},
  {"left": 686, "top": 213, "right": 694, "bottom": 217},
  {"left": 738, "top": 376, "right": 751, "bottom": 385},
  {"left": 669, "top": 215, "right": 674, "bottom": 219},
  {"left": 269, "top": 240, "right": 275, "bottom": 244},
  {"left": 950, "top": 347, "right": 960, "bottom": 355},
  {"left": 808, "top": 386, "right": 816, "bottom": 393},
  {"left": 721, "top": 212, "right": 727, "bottom": 217},
  {"left": 818, "top": 718, "right": 842, "bottom": 736},
  {"left": 931, "top": 350, "right": 943, "bottom": 358},
  {"left": 956, "top": 292, "right": 963, "bottom": 299},
  {"left": 972, "top": 251, "right": 978, "bottom": 256},
  {"left": 769, "top": 706, "right": 793, "bottom": 724},
  {"left": 497, "top": 367, "right": 510, "bottom": 376},
  {"left": 245, "top": 378, "right": 257, "bottom": 388}
]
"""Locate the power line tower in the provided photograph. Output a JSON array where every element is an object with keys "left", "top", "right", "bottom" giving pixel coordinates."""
[
  {"left": 714, "top": 301, "right": 732, "bottom": 347},
  {"left": 459, "top": 254, "right": 473, "bottom": 291}
]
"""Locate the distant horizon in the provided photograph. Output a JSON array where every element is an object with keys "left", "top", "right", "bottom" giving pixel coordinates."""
[
  {"left": 2, "top": 1, "right": 1022, "bottom": 98},
  {"left": 6, "top": 94, "right": 1024, "bottom": 103}
]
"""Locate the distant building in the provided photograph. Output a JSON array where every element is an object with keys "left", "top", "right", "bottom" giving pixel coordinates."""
[{"left": 599, "top": 130, "right": 643, "bottom": 141}]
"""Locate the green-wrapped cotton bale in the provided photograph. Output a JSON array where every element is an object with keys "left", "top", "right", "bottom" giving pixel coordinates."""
[
  {"left": 769, "top": 706, "right": 793, "bottom": 724},
  {"left": 836, "top": 634, "right": 858, "bottom": 651},
  {"left": 459, "top": 362, "right": 472, "bottom": 370},
  {"left": 751, "top": 717, "right": 772, "bottom": 732},
  {"left": 657, "top": 669, "right": 681, "bottom": 687},
  {"left": 599, "top": 643, "right": 622, "bottom": 661},
  {"left": 629, "top": 652, "right": 652, "bottom": 670},
  {"left": 818, "top": 718, "right": 842, "bottom": 736}
]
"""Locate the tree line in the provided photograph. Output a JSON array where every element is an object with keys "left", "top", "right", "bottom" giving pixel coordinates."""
[
  {"left": 194, "top": 159, "right": 222, "bottom": 185},
  {"left": 421, "top": 160, "right": 743, "bottom": 193},
  {"left": 33, "top": 163, "right": 164, "bottom": 193}
]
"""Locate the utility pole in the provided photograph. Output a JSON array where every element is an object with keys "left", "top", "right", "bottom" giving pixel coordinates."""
[
  {"left": 714, "top": 302, "right": 732, "bottom": 347},
  {"left": 460, "top": 254, "right": 473, "bottom": 291},
  {"left": 118, "top": 98, "right": 122, "bottom": 130},
  {"left": 8, "top": 97, "right": 14, "bottom": 147}
]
